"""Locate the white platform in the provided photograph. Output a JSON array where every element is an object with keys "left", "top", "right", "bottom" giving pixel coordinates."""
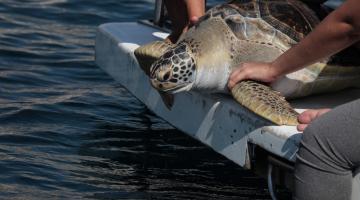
[
  {"left": 95, "top": 22, "right": 360, "bottom": 199},
  {"left": 95, "top": 22, "right": 360, "bottom": 169}
]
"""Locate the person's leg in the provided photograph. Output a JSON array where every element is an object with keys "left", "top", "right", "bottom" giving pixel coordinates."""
[{"left": 294, "top": 99, "right": 360, "bottom": 200}]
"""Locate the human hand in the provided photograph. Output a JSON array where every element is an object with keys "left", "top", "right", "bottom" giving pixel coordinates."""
[
  {"left": 227, "top": 62, "right": 279, "bottom": 90},
  {"left": 297, "top": 108, "right": 331, "bottom": 131}
]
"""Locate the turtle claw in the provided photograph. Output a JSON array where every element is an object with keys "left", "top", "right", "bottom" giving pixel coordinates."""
[{"left": 159, "top": 92, "right": 174, "bottom": 110}]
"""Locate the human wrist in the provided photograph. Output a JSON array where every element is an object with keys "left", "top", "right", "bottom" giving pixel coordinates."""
[{"left": 268, "top": 62, "right": 282, "bottom": 82}]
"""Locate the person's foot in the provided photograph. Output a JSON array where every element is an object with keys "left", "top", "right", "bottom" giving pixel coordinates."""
[{"left": 297, "top": 108, "right": 331, "bottom": 131}]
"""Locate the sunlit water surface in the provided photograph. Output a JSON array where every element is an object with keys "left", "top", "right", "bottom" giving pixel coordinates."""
[{"left": 0, "top": 0, "right": 272, "bottom": 199}]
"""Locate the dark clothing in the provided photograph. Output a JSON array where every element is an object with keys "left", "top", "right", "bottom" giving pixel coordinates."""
[{"left": 293, "top": 99, "right": 360, "bottom": 200}]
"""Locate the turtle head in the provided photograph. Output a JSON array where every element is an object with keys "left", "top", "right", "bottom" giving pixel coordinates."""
[{"left": 150, "top": 42, "right": 196, "bottom": 93}]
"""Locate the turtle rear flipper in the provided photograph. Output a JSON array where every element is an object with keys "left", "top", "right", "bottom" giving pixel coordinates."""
[
  {"left": 231, "top": 81, "right": 299, "bottom": 126},
  {"left": 134, "top": 40, "right": 173, "bottom": 75}
]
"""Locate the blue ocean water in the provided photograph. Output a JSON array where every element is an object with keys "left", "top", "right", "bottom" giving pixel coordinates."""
[{"left": 0, "top": 0, "right": 272, "bottom": 199}]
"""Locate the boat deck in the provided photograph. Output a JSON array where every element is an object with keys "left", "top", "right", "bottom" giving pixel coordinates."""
[
  {"left": 96, "top": 22, "right": 360, "bottom": 166},
  {"left": 95, "top": 22, "right": 360, "bottom": 199}
]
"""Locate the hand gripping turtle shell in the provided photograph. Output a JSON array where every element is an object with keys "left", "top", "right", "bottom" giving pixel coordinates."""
[{"left": 135, "top": 0, "right": 360, "bottom": 126}]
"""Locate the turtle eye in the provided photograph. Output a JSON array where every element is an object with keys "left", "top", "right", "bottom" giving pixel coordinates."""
[{"left": 163, "top": 71, "right": 171, "bottom": 81}]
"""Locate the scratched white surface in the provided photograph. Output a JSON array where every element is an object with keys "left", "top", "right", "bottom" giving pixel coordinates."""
[{"left": 95, "top": 22, "right": 360, "bottom": 165}]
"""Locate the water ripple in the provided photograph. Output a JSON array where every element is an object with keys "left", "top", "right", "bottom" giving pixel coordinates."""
[{"left": 0, "top": 0, "right": 275, "bottom": 199}]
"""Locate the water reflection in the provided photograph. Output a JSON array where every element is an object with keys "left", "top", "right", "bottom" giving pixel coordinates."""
[{"left": 0, "top": 0, "right": 271, "bottom": 199}]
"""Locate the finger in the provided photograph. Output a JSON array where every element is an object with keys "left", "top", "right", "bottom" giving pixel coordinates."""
[
  {"left": 298, "top": 108, "right": 330, "bottom": 124},
  {"left": 228, "top": 68, "right": 242, "bottom": 89},
  {"left": 229, "top": 65, "right": 243, "bottom": 79},
  {"left": 297, "top": 124, "right": 308, "bottom": 132},
  {"left": 298, "top": 109, "right": 318, "bottom": 124},
  {"left": 227, "top": 80, "right": 235, "bottom": 89},
  {"left": 317, "top": 108, "right": 331, "bottom": 116},
  {"left": 228, "top": 71, "right": 246, "bottom": 89}
]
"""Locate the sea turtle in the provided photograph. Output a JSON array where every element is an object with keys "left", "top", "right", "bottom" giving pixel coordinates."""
[{"left": 134, "top": 0, "right": 360, "bottom": 125}]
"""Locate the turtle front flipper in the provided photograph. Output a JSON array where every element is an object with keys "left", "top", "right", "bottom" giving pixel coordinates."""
[
  {"left": 134, "top": 40, "right": 173, "bottom": 75},
  {"left": 231, "top": 81, "right": 299, "bottom": 126}
]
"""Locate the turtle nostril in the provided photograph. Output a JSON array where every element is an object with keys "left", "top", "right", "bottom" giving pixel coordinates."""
[{"left": 163, "top": 71, "right": 171, "bottom": 81}]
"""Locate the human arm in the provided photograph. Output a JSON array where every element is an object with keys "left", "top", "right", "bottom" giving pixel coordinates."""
[
  {"left": 227, "top": 0, "right": 360, "bottom": 88},
  {"left": 227, "top": 0, "right": 360, "bottom": 130}
]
